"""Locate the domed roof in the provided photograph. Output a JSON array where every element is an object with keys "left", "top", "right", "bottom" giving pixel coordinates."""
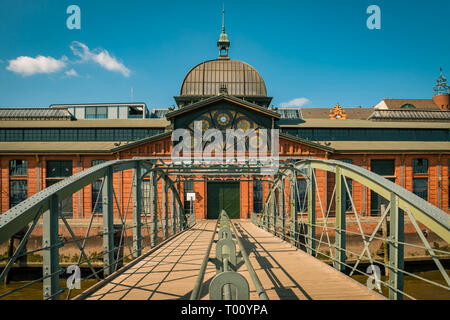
[{"left": 180, "top": 58, "right": 267, "bottom": 97}]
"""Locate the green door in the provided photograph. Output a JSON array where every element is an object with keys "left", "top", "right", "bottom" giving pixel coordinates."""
[{"left": 207, "top": 182, "right": 240, "bottom": 219}]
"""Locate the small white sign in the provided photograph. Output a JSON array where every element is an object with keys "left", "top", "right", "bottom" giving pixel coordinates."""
[{"left": 187, "top": 192, "right": 196, "bottom": 201}]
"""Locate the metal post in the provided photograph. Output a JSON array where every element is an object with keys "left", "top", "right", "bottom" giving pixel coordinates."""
[
  {"left": 150, "top": 171, "right": 158, "bottom": 247},
  {"left": 177, "top": 200, "right": 183, "bottom": 231},
  {"left": 280, "top": 180, "right": 285, "bottom": 240},
  {"left": 132, "top": 163, "right": 142, "bottom": 258},
  {"left": 103, "top": 167, "right": 115, "bottom": 276},
  {"left": 270, "top": 189, "right": 275, "bottom": 235},
  {"left": 178, "top": 179, "right": 183, "bottom": 231},
  {"left": 43, "top": 194, "right": 61, "bottom": 300},
  {"left": 307, "top": 168, "right": 316, "bottom": 256},
  {"left": 290, "top": 176, "right": 297, "bottom": 246},
  {"left": 389, "top": 193, "right": 404, "bottom": 300},
  {"left": 163, "top": 178, "right": 169, "bottom": 239},
  {"left": 334, "top": 166, "right": 346, "bottom": 272},
  {"left": 171, "top": 188, "right": 176, "bottom": 234}
]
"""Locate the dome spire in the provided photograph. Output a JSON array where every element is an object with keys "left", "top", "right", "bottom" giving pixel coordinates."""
[
  {"left": 217, "top": 4, "right": 230, "bottom": 59},
  {"left": 222, "top": 3, "right": 225, "bottom": 33}
]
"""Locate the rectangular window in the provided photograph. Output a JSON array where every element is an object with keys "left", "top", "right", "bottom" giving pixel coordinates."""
[
  {"left": 40, "top": 129, "right": 59, "bottom": 141},
  {"left": 85, "top": 107, "right": 97, "bottom": 119},
  {"left": 370, "top": 159, "right": 395, "bottom": 216},
  {"left": 46, "top": 160, "right": 73, "bottom": 178},
  {"left": 5, "top": 129, "right": 23, "bottom": 141},
  {"left": 253, "top": 180, "right": 263, "bottom": 213},
  {"left": 340, "top": 159, "right": 353, "bottom": 211},
  {"left": 413, "top": 158, "right": 428, "bottom": 174},
  {"left": 141, "top": 179, "right": 151, "bottom": 216},
  {"left": 9, "top": 180, "right": 27, "bottom": 208},
  {"left": 295, "top": 179, "right": 307, "bottom": 212},
  {"left": 128, "top": 106, "right": 144, "bottom": 119},
  {"left": 413, "top": 178, "right": 428, "bottom": 200},
  {"left": 91, "top": 160, "right": 107, "bottom": 214},
  {"left": 184, "top": 180, "right": 194, "bottom": 214},
  {"left": 60, "top": 129, "right": 78, "bottom": 141},
  {"left": 9, "top": 160, "right": 28, "bottom": 176},
  {"left": 96, "top": 107, "right": 108, "bottom": 119},
  {"left": 23, "top": 129, "right": 42, "bottom": 141},
  {"left": 78, "top": 129, "right": 96, "bottom": 141}
]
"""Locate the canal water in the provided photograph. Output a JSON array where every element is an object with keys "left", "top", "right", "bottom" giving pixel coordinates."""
[
  {"left": 0, "top": 279, "right": 99, "bottom": 300},
  {"left": 352, "top": 269, "right": 450, "bottom": 300}
]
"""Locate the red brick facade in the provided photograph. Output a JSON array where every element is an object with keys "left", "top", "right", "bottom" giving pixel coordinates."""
[{"left": 1, "top": 134, "right": 449, "bottom": 220}]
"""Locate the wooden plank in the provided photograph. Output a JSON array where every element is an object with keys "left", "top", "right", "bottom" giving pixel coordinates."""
[
  {"left": 234, "top": 221, "right": 385, "bottom": 300},
  {"left": 81, "top": 220, "right": 385, "bottom": 300}
]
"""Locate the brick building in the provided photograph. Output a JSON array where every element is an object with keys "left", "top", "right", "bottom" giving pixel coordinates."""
[{"left": 1, "top": 26, "right": 450, "bottom": 221}]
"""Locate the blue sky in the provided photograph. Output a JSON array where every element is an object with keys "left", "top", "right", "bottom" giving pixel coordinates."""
[{"left": 0, "top": 0, "right": 449, "bottom": 110}]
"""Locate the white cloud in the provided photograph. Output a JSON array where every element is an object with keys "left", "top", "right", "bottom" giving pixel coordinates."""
[
  {"left": 70, "top": 41, "right": 130, "bottom": 77},
  {"left": 279, "top": 97, "right": 310, "bottom": 108},
  {"left": 6, "top": 55, "right": 67, "bottom": 76},
  {"left": 65, "top": 69, "right": 79, "bottom": 77}
]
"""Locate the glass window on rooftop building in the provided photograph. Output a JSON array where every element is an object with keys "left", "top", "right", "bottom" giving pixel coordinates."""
[{"left": 128, "top": 106, "right": 144, "bottom": 118}]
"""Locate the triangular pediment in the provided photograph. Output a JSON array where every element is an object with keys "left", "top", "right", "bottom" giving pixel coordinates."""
[{"left": 166, "top": 94, "right": 280, "bottom": 120}]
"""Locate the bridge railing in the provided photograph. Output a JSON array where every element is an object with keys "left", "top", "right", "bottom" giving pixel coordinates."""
[
  {"left": 0, "top": 159, "right": 190, "bottom": 300},
  {"left": 190, "top": 210, "right": 268, "bottom": 300},
  {"left": 254, "top": 158, "right": 450, "bottom": 300}
]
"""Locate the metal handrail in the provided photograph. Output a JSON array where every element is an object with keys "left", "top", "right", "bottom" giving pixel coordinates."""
[
  {"left": 190, "top": 210, "right": 268, "bottom": 300},
  {"left": 229, "top": 216, "right": 269, "bottom": 300},
  {"left": 190, "top": 218, "right": 220, "bottom": 300}
]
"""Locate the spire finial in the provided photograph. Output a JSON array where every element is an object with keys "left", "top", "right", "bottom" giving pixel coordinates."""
[
  {"left": 222, "top": 3, "right": 225, "bottom": 33},
  {"left": 217, "top": 3, "right": 230, "bottom": 59}
]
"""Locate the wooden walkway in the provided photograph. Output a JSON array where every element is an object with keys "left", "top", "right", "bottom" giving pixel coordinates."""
[{"left": 77, "top": 220, "right": 385, "bottom": 300}]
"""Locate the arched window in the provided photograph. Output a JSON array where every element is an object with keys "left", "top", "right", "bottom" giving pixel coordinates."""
[{"left": 400, "top": 103, "right": 416, "bottom": 108}]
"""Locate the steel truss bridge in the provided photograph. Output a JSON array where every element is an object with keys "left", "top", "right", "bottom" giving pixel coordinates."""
[{"left": 0, "top": 158, "right": 449, "bottom": 300}]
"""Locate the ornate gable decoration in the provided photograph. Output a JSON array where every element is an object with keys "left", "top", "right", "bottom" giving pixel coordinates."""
[{"left": 329, "top": 103, "right": 347, "bottom": 119}]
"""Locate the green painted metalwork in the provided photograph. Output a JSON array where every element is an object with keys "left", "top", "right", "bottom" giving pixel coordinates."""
[
  {"left": 43, "top": 194, "right": 61, "bottom": 300},
  {"left": 171, "top": 188, "right": 176, "bottom": 233},
  {"left": 279, "top": 181, "right": 285, "bottom": 240},
  {"left": 290, "top": 178, "right": 297, "bottom": 246},
  {"left": 388, "top": 193, "right": 404, "bottom": 300},
  {"left": 150, "top": 171, "right": 158, "bottom": 247},
  {"left": 102, "top": 166, "right": 115, "bottom": 277},
  {"left": 216, "top": 238, "right": 236, "bottom": 273},
  {"left": 256, "top": 158, "right": 450, "bottom": 300},
  {"left": 0, "top": 158, "right": 188, "bottom": 300},
  {"left": 132, "top": 163, "right": 142, "bottom": 258},
  {"left": 218, "top": 227, "right": 233, "bottom": 240},
  {"left": 162, "top": 178, "right": 169, "bottom": 239},
  {"left": 270, "top": 189, "right": 275, "bottom": 235},
  {"left": 307, "top": 167, "right": 316, "bottom": 256},
  {"left": 334, "top": 166, "right": 346, "bottom": 272},
  {"left": 209, "top": 271, "right": 250, "bottom": 300}
]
